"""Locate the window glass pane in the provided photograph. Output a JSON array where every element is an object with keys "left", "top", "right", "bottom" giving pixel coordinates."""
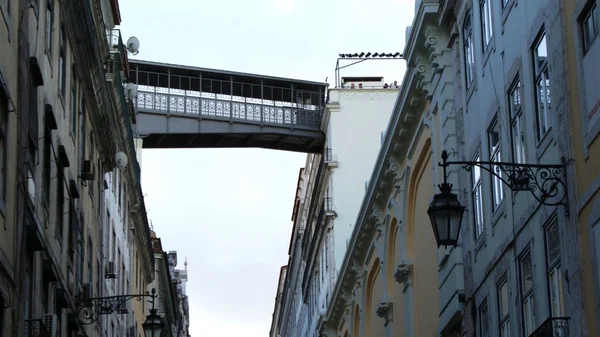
[
  {"left": 534, "top": 34, "right": 548, "bottom": 73},
  {"left": 511, "top": 112, "right": 526, "bottom": 164},
  {"left": 509, "top": 80, "right": 522, "bottom": 113},
  {"left": 546, "top": 221, "right": 560, "bottom": 265},
  {"left": 480, "top": 302, "right": 489, "bottom": 337},
  {"left": 489, "top": 120, "right": 501, "bottom": 156},
  {"left": 520, "top": 251, "right": 533, "bottom": 293},
  {"left": 499, "top": 280, "right": 509, "bottom": 318}
]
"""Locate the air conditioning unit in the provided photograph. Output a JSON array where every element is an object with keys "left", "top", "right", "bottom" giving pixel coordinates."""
[
  {"left": 81, "top": 160, "right": 95, "bottom": 181},
  {"left": 105, "top": 261, "right": 117, "bottom": 279},
  {"left": 43, "top": 314, "right": 58, "bottom": 337}
]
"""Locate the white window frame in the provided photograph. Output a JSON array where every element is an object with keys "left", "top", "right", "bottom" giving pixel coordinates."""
[
  {"left": 480, "top": 0, "right": 493, "bottom": 49},
  {"left": 508, "top": 78, "right": 526, "bottom": 164},
  {"left": 472, "top": 152, "right": 484, "bottom": 240},
  {"left": 545, "top": 220, "right": 565, "bottom": 317},
  {"left": 532, "top": 32, "right": 551, "bottom": 141},
  {"left": 582, "top": 2, "right": 598, "bottom": 52},
  {"left": 498, "top": 278, "right": 510, "bottom": 337},
  {"left": 463, "top": 12, "right": 475, "bottom": 89},
  {"left": 488, "top": 117, "right": 504, "bottom": 210},
  {"left": 520, "top": 249, "right": 536, "bottom": 335},
  {"left": 479, "top": 300, "right": 490, "bottom": 337}
]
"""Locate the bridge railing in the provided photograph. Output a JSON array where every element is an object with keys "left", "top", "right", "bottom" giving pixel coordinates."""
[{"left": 134, "top": 86, "right": 322, "bottom": 129}]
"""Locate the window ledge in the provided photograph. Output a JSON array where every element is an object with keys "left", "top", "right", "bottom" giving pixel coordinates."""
[
  {"left": 466, "top": 78, "right": 478, "bottom": 105},
  {"left": 474, "top": 233, "right": 486, "bottom": 256},
  {"left": 0, "top": 198, "right": 6, "bottom": 224},
  {"left": 491, "top": 200, "right": 506, "bottom": 230},
  {"left": 500, "top": 0, "right": 518, "bottom": 29},
  {"left": 536, "top": 126, "right": 554, "bottom": 160},
  {"left": 481, "top": 36, "right": 496, "bottom": 73}
]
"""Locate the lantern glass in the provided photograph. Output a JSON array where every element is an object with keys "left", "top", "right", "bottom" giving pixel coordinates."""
[
  {"left": 143, "top": 311, "right": 164, "bottom": 337},
  {"left": 427, "top": 184, "right": 465, "bottom": 247}
]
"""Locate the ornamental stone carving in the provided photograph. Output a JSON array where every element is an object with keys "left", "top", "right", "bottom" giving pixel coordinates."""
[
  {"left": 376, "top": 302, "right": 394, "bottom": 326},
  {"left": 393, "top": 263, "right": 414, "bottom": 287}
]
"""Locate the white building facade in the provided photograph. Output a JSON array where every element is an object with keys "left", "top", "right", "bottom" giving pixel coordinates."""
[{"left": 272, "top": 86, "right": 399, "bottom": 337}]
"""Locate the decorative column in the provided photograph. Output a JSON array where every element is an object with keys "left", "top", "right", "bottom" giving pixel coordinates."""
[{"left": 394, "top": 262, "right": 415, "bottom": 337}]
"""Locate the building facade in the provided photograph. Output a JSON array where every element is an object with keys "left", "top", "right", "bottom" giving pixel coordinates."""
[
  {"left": 271, "top": 85, "right": 399, "bottom": 337},
  {"left": 0, "top": 0, "right": 163, "bottom": 336},
  {"left": 440, "top": 0, "right": 580, "bottom": 336},
  {"left": 561, "top": 0, "right": 600, "bottom": 336}
]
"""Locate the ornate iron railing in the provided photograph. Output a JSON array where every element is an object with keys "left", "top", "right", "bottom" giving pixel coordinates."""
[
  {"left": 529, "top": 317, "right": 569, "bottom": 337},
  {"left": 135, "top": 88, "right": 322, "bottom": 129}
]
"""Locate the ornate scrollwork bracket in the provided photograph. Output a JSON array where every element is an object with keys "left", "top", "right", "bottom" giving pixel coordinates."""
[
  {"left": 376, "top": 302, "right": 394, "bottom": 326},
  {"left": 76, "top": 288, "right": 158, "bottom": 325},
  {"left": 440, "top": 150, "right": 569, "bottom": 215}
]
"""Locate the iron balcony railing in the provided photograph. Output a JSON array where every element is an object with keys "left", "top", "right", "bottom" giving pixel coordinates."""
[{"left": 529, "top": 317, "right": 570, "bottom": 337}]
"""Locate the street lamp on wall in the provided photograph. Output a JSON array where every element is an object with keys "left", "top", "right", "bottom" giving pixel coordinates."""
[
  {"left": 427, "top": 150, "right": 569, "bottom": 248},
  {"left": 76, "top": 287, "right": 164, "bottom": 337}
]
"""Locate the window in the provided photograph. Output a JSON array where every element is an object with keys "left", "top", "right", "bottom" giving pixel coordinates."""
[
  {"left": 87, "top": 238, "right": 93, "bottom": 283},
  {"left": 70, "top": 66, "right": 77, "bottom": 135},
  {"left": 479, "top": 300, "right": 490, "bottom": 337},
  {"left": 508, "top": 79, "right": 526, "bottom": 164},
  {"left": 59, "top": 25, "right": 67, "bottom": 98},
  {"left": 43, "top": 122, "right": 52, "bottom": 204},
  {"left": 488, "top": 118, "right": 504, "bottom": 209},
  {"left": 45, "top": 0, "right": 53, "bottom": 55},
  {"left": 0, "top": 89, "right": 7, "bottom": 203},
  {"left": 545, "top": 220, "right": 564, "bottom": 316},
  {"left": 532, "top": 32, "right": 551, "bottom": 141},
  {"left": 472, "top": 152, "right": 484, "bottom": 239},
  {"left": 0, "top": 0, "right": 9, "bottom": 20},
  {"left": 55, "top": 165, "right": 64, "bottom": 241},
  {"left": 498, "top": 279, "right": 510, "bottom": 337},
  {"left": 520, "top": 250, "right": 536, "bottom": 335},
  {"left": 480, "top": 0, "right": 493, "bottom": 49},
  {"left": 582, "top": 2, "right": 598, "bottom": 52},
  {"left": 463, "top": 12, "right": 476, "bottom": 88}
]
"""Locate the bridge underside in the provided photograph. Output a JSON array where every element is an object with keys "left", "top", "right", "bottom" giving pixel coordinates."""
[{"left": 136, "top": 111, "right": 325, "bottom": 153}]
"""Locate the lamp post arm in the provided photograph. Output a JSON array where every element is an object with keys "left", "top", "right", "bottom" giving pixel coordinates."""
[
  {"left": 439, "top": 151, "right": 569, "bottom": 214},
  {"left": 77, "top": 290, "right": 158, "bottom": 325}
]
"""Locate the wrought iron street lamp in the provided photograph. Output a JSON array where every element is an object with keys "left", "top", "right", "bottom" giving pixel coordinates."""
[
  {"left": 428, "top": 150, "right": 569, "bottom": 248},
  {"left": 143, "top": 306, "right": 165, "bottom": 337},
  {"left": 76, "top": 287, "right": 164, "bottom": 336}
]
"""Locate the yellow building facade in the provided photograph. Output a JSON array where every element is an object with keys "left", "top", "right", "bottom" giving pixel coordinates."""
[{"left": 562, "top": 0, "right": 600, "bottom": 336}]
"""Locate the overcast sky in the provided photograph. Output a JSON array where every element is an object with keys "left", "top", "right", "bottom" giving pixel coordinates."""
[{"left": 118, "top": 0, "right": 416, "bottom": 336}]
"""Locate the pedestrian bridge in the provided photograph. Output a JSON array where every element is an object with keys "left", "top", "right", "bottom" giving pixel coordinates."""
[{"left": 129, "top": 60, "right": 328, "bottom": 153}]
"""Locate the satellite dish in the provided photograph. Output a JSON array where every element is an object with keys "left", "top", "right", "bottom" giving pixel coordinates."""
[
  {"left": 115, "top": 151, "right": 129, "bottom": 170},
  {"left": 124, "top": 82, "right": 138, "bottom": 99},
  {"left": 126, "top": 36, "right": 140, "bottom": 55}
]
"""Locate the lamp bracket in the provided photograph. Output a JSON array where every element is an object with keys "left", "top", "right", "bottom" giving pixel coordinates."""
[
  {"left": 76, "top": 289, "right": 157, "bottom": 325},
  {"left": 439, "top": 150, "right": 569, "bottom": 215}
]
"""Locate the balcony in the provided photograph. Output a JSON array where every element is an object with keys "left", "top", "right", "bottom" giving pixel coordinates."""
[
  {"left": 324, "top": 147, "right": 338, "bottom": 167},
  {"left": 324, "top": 197, "right": 337, "bottom": 217},
  {"left": 529, "top": 317, "right": 570, "bottom": 337}
]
